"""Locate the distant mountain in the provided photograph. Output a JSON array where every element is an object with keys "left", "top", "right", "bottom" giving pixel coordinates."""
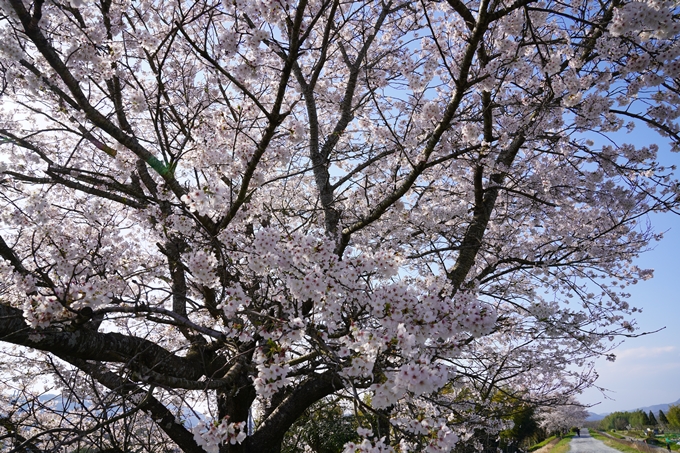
[
  {"left": 585, "top": 398, "right": 680, "bottom": 421},
  {"left": 587, "top": 412, "right": 606, "bottom": 421},
  {"left": 633, "top": 398, "right": 680, "bottom": 415}
]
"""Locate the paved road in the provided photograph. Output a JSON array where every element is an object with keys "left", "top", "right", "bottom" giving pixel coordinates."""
[{"left": 568, "top": 429, "right": 623, "bottom": 453}]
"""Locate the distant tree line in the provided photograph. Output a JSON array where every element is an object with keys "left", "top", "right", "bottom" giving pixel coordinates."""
[{"left": 599, "top": 406, "right": 680, "bottom": 431}]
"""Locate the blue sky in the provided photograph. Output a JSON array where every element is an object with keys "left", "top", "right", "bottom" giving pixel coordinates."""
[
  {"left": 579, "top": 209, "right": 680, "bottom": 413},
  {"left": 578, "top": 131, "right": 680, "bottom": 414}
]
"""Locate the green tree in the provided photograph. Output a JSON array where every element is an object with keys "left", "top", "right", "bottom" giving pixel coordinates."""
[
  {"left": 282, "top": 398, "right": 361, "bottom": 453},
  {"left": 448, "top": 392, "right": 548, "bottom": 453},
  {"left": 600, "top": 412, "right": 632, "bottom": 431},
  {"left": 660, "top": 410, "right": 670, "bottom": 426},
  {"left": 629, "top": 410, "right": 651, "bottom": 428},
  {"left": 667, "top": 405, "right": 680, "bottom": 429},
  {"left": 281, "top": 400, "right": 359, "bottom": 453},
  {"left": 501, "top": 405, "right": 541, "bottom": 453},
  {"left": 642, "top": 411, "right": 651, "bottom": 427},
  {"left": 649, "top": 411, "right": 658, "bottom": 426},
  {"left": 615, "top": 417, "right": 629, "bottom": 430}
]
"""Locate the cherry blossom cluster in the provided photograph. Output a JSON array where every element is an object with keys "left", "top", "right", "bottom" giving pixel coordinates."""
[
  {"left": 245, "top": 228, "right": 499, "bottom": 412},
  {"left": 216, "top": 30, "right": 240, "bottom": 57},
  {"left": 369, "top": 285, "right": 497, "bottom": 350},
  {"left": 252, "top": 349, "right": 292, "bottom": 398},
  {"left": 528, "top": 300, "right": 560, "bottom": 320},
  {"left": 284, "top": 316, "right": 306, "bottom": 342},
  {"left": 180, "top": 183, "right": 236, "bottom": 218},
  {"left": 609, "top": 0, "right": 680, "bottom": 39},
  {"left": 343, "top": 432, "right": 394, "bottom": 453},
  {"left": 216, "top": 283, "right": 251, "bottom": 318},
  {"left": 339, "top": 326, "right": 386, "bottom": 378},
  {"left": 221, "top": 0, "right": 287, "bottom": 25},
  {"left": 20, "top": 276, "right": 115, "bottom": 329},
  {"left": 461, "top": 123, "right": 483, "bottom": 145},
  {"left": 424, "top": 424, "right": 460, "bottom": 453},
  {"left": 345, "top": 421, "right": 458, "bottom": 453},
  {"left": 250, "top": 228, "right": 338, "bottom": 275},
  {"left": 2, "top": 255, "right": 111, "bottom": 329},
  {"left": 180, "top": 190, "right": 212, "bottom": 216},
  {"left": 248, "top": 229, "right": 357, "bottom": 321},
  {"left": 1, "top": 261, "right": 36, "bottom": 296},
  {"left": 369, "top": 360, "right": 449, "bottom": 410},
  {"left": 390, "top": 417, "right": 433, "bottom": 436},
  {"left": 287, "top": 119, "right": 307, "bottom": 143},
  {"left": 419, "top": 101, "right": 442, "bottom": 125},
  {"left": 191, "top": 418, "right": 247, "bottom": 453},
  {"left": 660, "top": 46, "right": 680, "bottom": 77},
  {"left": 342, "top": 354, "right": 376, "bottom": 379},
  {"left": 22, "top": 191, "right": 56, "bottom": 225},
  {"left": 451, "top": 293, "right": 498, "bottom": 338},
  {"left": 497, "top": 9, "right": 525, "bottom": 37},
  {"left": 0, "top": 28, "right": 23, "bottom": 61},
  {"left": 184, "top": 249, "right": 219, "bottom": 287},
  {"left": 22, "top": 295, "right": 66, "bottom": 329},
  {"left": 65, "top": 40, "right": 114, "bottom": 83},
  {"left": 394, "top": 360, "right": 449, "bottom": 397},
  {"left": 64, "top": 279, "right": 113, "bottom": 309}
]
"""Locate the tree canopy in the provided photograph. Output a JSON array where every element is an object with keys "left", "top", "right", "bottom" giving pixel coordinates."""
[
  {"left": 649, "top": 411, "right": 658, "bottom": 426},
  {"left": 667, "top": 405, "right": 680, "bottom": 429},
  {"left": 660, "top": 410, "right": 671, "bottom": 426},
  {"left": 539, "top": 402, "right": 588, "bottom": 435},
  {"left": 1, "top": 0, "right": 680, "bottom": 451},
  {"left": 599, "top": 410, "right": 662, "bottom": 431}
]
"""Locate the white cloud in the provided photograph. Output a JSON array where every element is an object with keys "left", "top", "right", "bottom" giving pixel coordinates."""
[
  {"left": 593, "top": 345, "right": 680, "bottom": 380},
  {"left": 613, "top": 346, "right": 677, "bottom": 360}
]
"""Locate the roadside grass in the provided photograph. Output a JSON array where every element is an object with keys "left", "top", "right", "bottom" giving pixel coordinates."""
[
  {"left": 626, "top": 431, "right": 647, "bottom": 439},
  {"left": 591, "top": 431, "right": 659, "bottom": 453},
  {"left": 607, "top": 431, "right": 627, "bottom": 439},
  {"left": 529, "top": 435, "right": 558, "bottom": 451},
  {"left": 547, "top": 433, "right": 575, "bottom": 453},
  {"left": 594, "top": 430, "right": 680, "bottom": 451}
]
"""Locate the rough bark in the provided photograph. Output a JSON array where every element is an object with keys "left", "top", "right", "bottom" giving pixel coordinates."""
[{"left": 0, "top": 304, "right": 204, "bottom": 381}]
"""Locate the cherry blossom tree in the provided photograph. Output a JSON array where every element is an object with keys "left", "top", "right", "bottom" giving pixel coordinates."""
[
  {"left": 538, "top": 401, "right": 588, "bottom": 436},
  {"left": 1, "top": 0, "right": 680, "bottom": 451}
]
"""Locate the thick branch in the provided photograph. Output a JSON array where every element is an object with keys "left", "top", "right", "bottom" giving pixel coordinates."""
[
  {"left": 0, "top": 303, "right": 203, "bottom": 381},
  {"left": 247, "top": 371, "right": 344, "bottom": 452},
  {"left": 447, "top": 134, "right": 526, "bottom": 290},
  {"left": 4, "top": 170, "right": 147, "bottom": 209}
]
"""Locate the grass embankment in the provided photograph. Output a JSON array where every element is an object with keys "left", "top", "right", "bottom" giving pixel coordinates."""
[
  {"left": 529, "top": 435, "right": 558, "bottom": 451},
  {"left": 546, "top": 433, "right": 575, "bottom": 453},
  {"left": 607, "top": 431, "right": 627, "bottom": 439},
  {"left": 597, "top": 430, "right": 680, "bottom": 451},
  {"left": 591, "top": 431, "right": 660, "bottom": 453}
]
